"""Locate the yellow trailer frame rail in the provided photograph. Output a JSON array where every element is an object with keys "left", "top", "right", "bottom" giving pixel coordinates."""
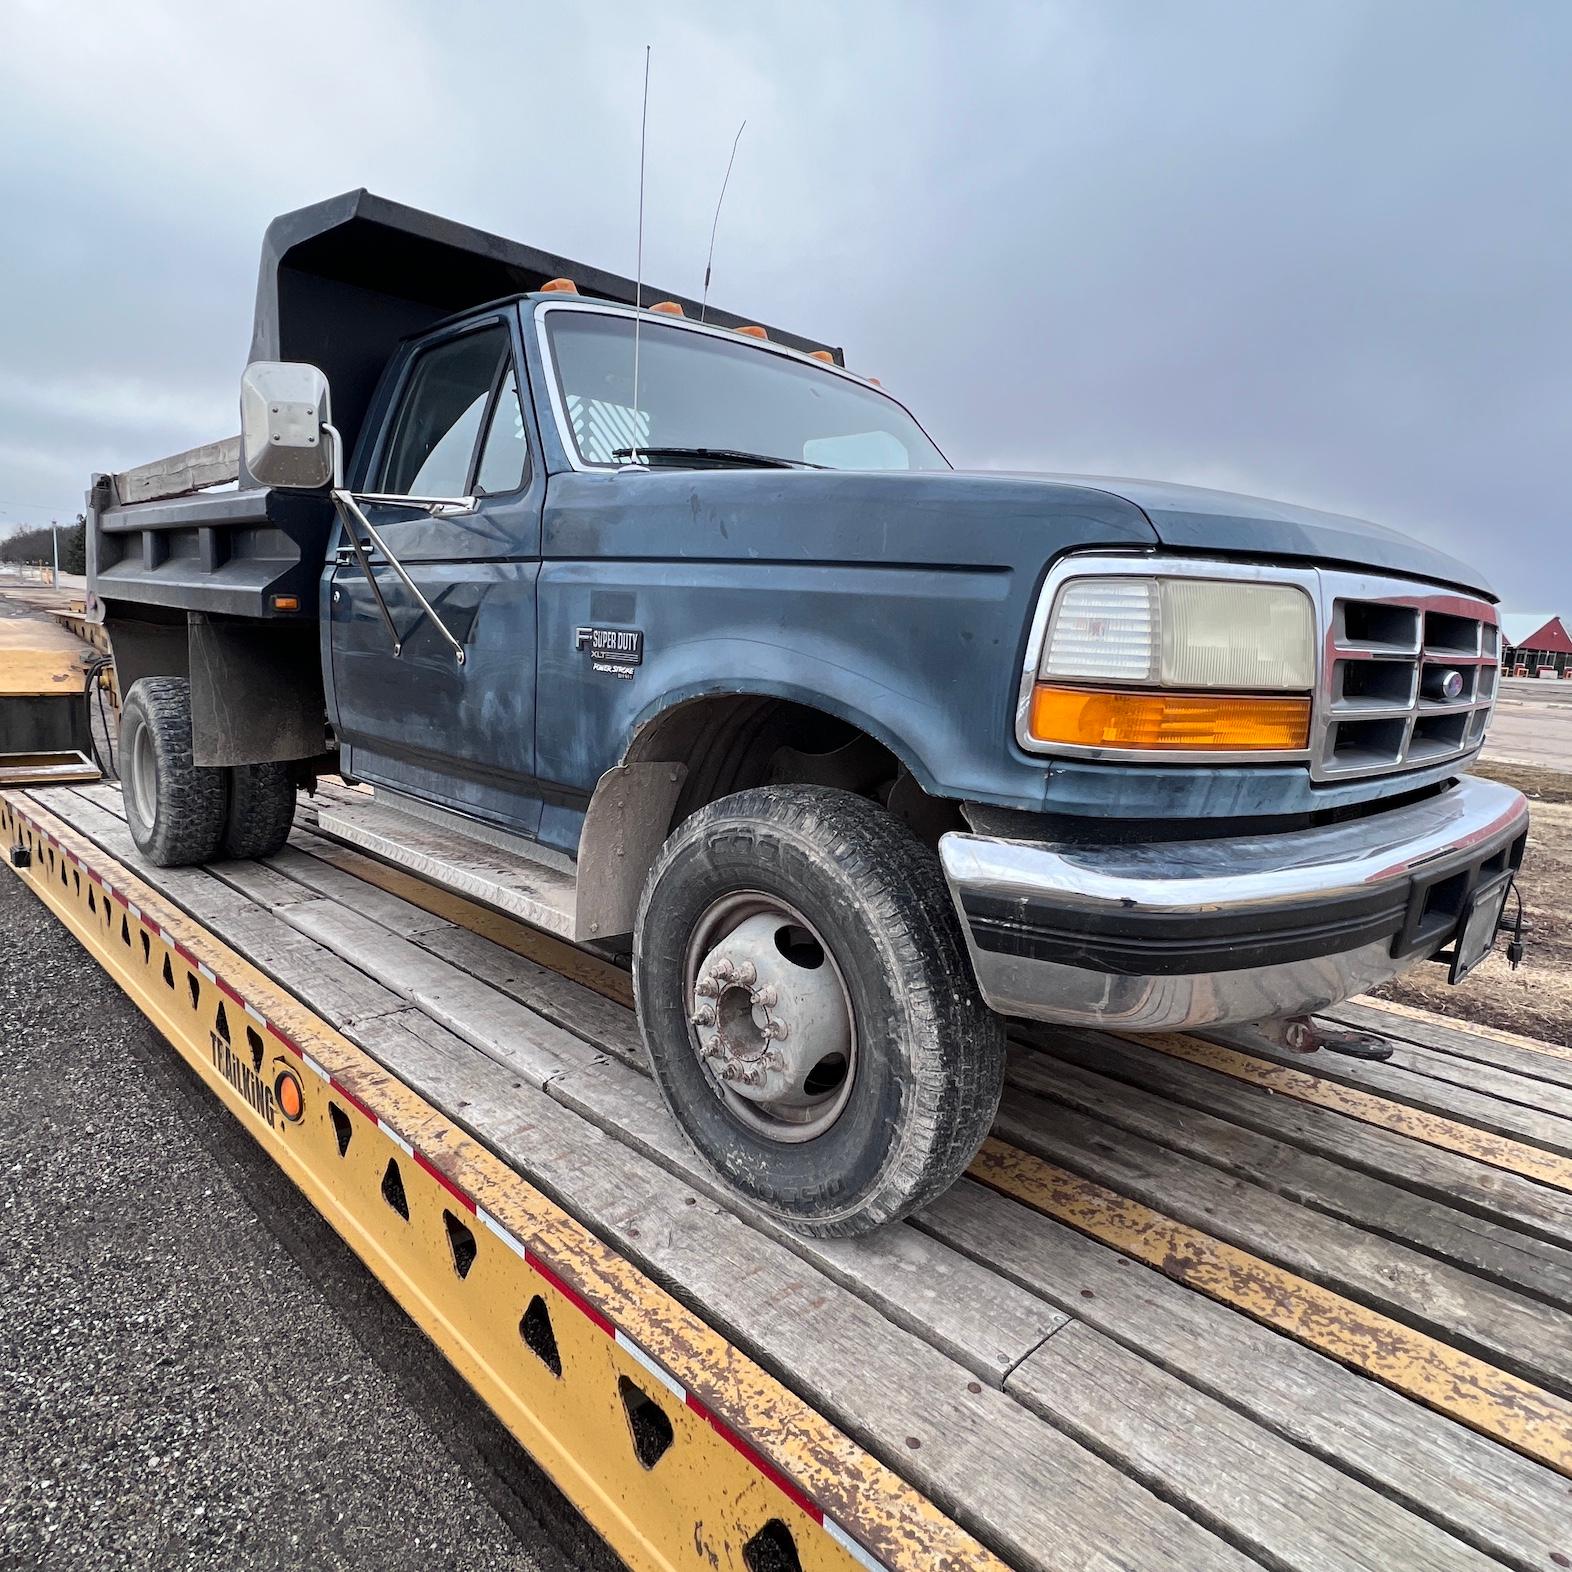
[{"left": 3, "top": 789, "right": 1002, "bottom": 1572}]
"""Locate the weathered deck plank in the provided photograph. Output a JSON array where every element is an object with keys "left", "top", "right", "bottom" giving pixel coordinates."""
[
  {"left": 1013, "top": 1034, "right": 1572, "bottom": 1307},
  {"left": 923, "top": 1181, "right": 1572, "bottom": 1572},
  {"left": 1326, "top": 999, "right": 1572, "bottom": 1093},
  {"left": 35, "top": 779, "right": 1572, "bottom": 1572},
  {"left": 1023, "top": 1025, "right": 1572, "bottom": 1249},
  {"left": 995, "top": 1080, "right": 1572, "bottom": 1395},
  {"left": 1008, "top": 1323, "right": 1500, "bottom": 1572},
  {"left": 1210, "top": 1024, "right": 1572, "bottom": 1153}
]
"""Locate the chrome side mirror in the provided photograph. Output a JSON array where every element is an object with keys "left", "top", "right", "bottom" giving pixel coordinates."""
[{"left": 240, "top": 361, "right": 333, "bottom": 489}]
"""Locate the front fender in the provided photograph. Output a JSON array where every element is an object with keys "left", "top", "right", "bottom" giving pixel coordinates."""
[{"left": 536, "top": 557, "right": 1055, "bottom": 811}]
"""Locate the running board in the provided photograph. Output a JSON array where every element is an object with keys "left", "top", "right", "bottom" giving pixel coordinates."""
[{"left": 314, "top": 798, "right": 578, "bottom": 939}]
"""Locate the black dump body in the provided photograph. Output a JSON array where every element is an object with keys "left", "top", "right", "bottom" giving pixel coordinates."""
[{"left": 90, "top": 188, "right": 838, "bottom": 624}]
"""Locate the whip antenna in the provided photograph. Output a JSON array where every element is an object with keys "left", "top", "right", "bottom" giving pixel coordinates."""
[
  {"left": 700, "top": 119, "right": 746, "bottom": 324},
  {"left": 630, "top": 44, "right": 651, "bottom": 465}
]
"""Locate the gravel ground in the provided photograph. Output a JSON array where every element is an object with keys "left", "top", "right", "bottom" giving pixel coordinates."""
[{"left": 0, "top": 873, "right": 623, "bottom": 1572}]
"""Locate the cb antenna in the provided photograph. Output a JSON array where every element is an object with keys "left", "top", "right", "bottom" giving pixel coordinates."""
[
  {"left": 700, "top": 119, "right": 746, "bottom": 324},
  {"left": 629, "top": 44, "right": 651, "bottom": 465}
]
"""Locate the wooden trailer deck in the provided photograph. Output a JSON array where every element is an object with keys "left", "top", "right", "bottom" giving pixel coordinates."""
[{"left": 17, "top": 777, "right": 1572, "bottom": 1572}]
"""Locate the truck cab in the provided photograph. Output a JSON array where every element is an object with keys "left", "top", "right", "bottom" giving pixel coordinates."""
[{"left": 89, "top": 191, "right": 1530, "bottom": 1237}]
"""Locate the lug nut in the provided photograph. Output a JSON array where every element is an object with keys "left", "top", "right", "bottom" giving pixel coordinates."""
[
  {"left": 734, "top": 960, "right": 757, "bottom": 986},
  {"left": 751, "top": 984, "right": 779, "bottom": 1009},
  {"left": 712, "top": 958, "right": 735, "bottom": 981},
  {"left": 691, "top": 1003, "right": 717, "bottom": 1028},
  {"left": 760, "top": 1019, "right": 790, "bottom": 1042},
  {"left": 695, "top": 977, "right": 721, "bottom": 998}
]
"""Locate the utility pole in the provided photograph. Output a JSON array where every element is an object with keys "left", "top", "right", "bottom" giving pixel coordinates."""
[{"left": 51, "top": 519, "right": 59, "bottom": 586}]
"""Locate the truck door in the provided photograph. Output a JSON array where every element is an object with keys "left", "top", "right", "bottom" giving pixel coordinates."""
[{"left": 327, "top": 314, "right": 545, "bottom": 835}]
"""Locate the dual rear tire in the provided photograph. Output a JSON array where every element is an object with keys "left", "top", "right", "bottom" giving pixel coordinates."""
[{"left": 120, "top": 677, "right": 296, "bottom": 866}]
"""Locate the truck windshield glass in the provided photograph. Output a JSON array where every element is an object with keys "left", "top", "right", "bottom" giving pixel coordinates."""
[{"left": 544, "top": 310, "right": 948, "bottom": 472}]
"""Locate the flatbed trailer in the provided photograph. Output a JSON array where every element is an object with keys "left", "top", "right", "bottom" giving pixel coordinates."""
[{"left": 6, "top": 777, "right": 1572, "bottom": 1570}]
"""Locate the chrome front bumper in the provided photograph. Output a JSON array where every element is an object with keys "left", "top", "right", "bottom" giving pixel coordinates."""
[{"left": 939, "top": 775, "right": 1529, "bottom": 1031}]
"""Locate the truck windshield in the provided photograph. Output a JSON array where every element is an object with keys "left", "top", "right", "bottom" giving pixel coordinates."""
[{"left": 542, "top": 308, "right": 949, "bottom": 472}]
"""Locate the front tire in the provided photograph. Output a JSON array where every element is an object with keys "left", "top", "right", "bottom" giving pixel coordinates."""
[
  {"left": 119, "top": 677, "right": 227, "bottom": 867},
  {"left": 633, "top": 785, "right": 1005, "bottom": 1236}
]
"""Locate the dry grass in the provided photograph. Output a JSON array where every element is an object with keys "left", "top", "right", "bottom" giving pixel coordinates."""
[{"left": 1368, "top": 760, "right": 1572, "bottom": 1046}]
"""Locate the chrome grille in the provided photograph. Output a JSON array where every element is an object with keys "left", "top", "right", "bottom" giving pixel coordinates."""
[{"left": 1313, "top": 574, "right": 1500, "bottom": 781}]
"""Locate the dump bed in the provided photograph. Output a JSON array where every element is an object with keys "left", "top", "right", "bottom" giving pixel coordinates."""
[
  {"left": 89, "top": 471, "right": 332, "bottom": 623},
  {"left": 88, "top": 188, "right": 838, "bottom": 627}
]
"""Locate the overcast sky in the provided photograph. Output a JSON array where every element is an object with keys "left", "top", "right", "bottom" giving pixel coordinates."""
[{"left": 2, "top": 0, "right": 1567, "bottom": 609}]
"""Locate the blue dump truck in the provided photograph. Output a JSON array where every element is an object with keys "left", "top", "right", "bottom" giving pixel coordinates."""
[{"left": 88, "top": 191, "right": 1529, "bottom": 1234}]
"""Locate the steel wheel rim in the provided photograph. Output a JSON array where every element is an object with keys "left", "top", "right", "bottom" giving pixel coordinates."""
[
  {"left": 126, "top": 716, "right": 157, "bottom": 832},
  {"left": 681, "top": 890, "right": 858, "bottom": 1144}
]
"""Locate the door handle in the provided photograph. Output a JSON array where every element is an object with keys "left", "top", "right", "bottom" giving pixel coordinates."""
[{"left": 335, "top": 545, "right": 384, "bottom": 569}]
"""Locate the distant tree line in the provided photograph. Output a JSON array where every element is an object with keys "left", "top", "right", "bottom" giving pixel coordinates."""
[{"left": 0, "top": 515, "right": 87, "bottom": 575}]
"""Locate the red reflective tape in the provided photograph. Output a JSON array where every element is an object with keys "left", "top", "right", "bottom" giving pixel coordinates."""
[
  {"left": 685, "top": 1393, "right": 824, "bottom": 1522},
  {"left": 329, "top": 1080, "right": 377, "bottom": 1124},
  {"left": 270, "top": 1026, "right": 306, "bottom": 1062},
  {"left": 414, "top": 1149, "right": 477, "bottom": 1213},
  {"left": 215, "top": 975, "right": 246, "bottom": 1008},
  {"left": 530, "top": 1256, "right": 615, "bottom": 1338}
]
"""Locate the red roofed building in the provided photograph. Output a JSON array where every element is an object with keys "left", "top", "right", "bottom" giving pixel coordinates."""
[{"left": 1500, "top": 613, "right": 1572, "bottom": 677}]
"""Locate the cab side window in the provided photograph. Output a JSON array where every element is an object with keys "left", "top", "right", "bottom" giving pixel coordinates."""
[
  {"left": 475, "top": 368, "right": 527, "bottom": 495},
  {"left": 378, "top": 325, "right": 525, "bottom": 497}
]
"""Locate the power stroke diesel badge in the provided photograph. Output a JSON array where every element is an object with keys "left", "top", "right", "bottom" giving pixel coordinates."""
[{"left": 574, "top": 625, "right": 644, "bottom": 679}]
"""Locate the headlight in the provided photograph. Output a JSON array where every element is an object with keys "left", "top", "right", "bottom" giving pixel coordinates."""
[{"left": 1026, "top": 575, "right": 1315, "bottom": 753}]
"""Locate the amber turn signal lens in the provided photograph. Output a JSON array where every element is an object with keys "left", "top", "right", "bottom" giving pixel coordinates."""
[{"left": 1028, "top": 684, "right": 1311, "bottom": 751}]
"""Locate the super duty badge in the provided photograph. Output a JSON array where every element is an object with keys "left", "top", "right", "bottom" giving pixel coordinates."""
[{"left": 574, "top": 625, "right": 644, "bottom": 679}]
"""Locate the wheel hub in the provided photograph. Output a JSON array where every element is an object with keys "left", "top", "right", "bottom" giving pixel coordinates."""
[{"left": 687, "top": 909, "right": 853, "bottom": 1131}]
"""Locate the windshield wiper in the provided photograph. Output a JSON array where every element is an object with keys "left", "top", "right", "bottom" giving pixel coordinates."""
[{"left": 612, "top": 446, "right": 823, "bottom": 470}]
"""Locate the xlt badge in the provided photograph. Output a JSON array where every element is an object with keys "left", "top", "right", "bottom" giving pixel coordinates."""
[{"left": 574, "top": 625, "right": 644, "bottom": 679}]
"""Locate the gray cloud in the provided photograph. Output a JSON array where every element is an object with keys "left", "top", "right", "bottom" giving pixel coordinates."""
[{"left": 2, "top": 0, "right": 1567, "bottom": 610}]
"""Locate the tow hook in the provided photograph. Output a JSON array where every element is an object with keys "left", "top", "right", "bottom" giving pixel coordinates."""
[{"left": 1224, "top": 1014, "right": 1395, "bottom": 1062}]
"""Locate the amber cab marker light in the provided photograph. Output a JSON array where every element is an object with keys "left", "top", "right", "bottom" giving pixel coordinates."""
[
  {"left": 270, "top": 595, "right": 299, "bottom": 612},
  {"left": 1029, "top": 684, "right": 1311, "bottom": 751},
  {"left": 540, "top": 277, "right": 578, "bottom": 293},
  {"left": 808, "top": 349, "right": 835, "bottom": 363},
  {"left": 650, "top": 301, "right": 685, "bottom": 316},
  {"left": 735, "top": 324, "right": 769, "bottom": 339}
]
